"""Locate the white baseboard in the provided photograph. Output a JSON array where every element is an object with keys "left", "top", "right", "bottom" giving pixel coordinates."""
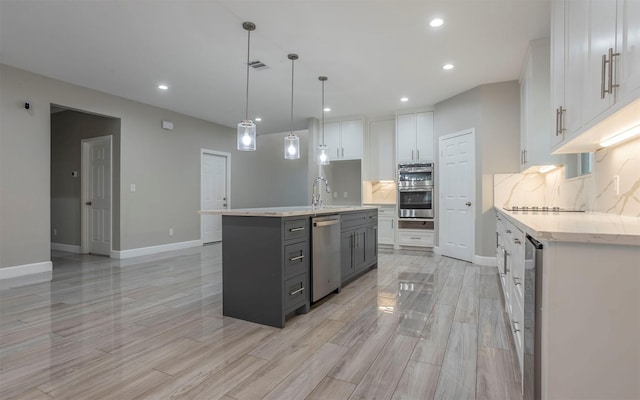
[
  {"left": 111, "top": 240, "right": 202, "bottom": 259},
  {"left": 51, "top": 243, "right": 82, "bottom": 253},
  {"left": 473, "top": 254, "right": 497, "bottom": 267},
  {"left": 433, "top": 246, "right": 442, "bottom": 255},
  {"left": 0, "top": 261, "right": 53, "bottom": 289}
]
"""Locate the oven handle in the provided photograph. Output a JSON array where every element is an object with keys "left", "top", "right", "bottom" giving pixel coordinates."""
[{"left": 399, "top": 187, "right": 433, "bottom": 193}]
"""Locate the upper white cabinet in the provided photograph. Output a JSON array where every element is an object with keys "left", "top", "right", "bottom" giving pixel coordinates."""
[
  {"left": 324, "top": 119, "right": 364, "bottom": 160},
  {"left": 520, "top": 38, "right": 562, "bottom": 172},
  {"left": 396, "top": 111, "right": 434, "bottom": 163},
  {"left": 368, "top": 119, "right": 395, "bottom": 181},
  {"left": 552, "top": 0, "right": 640, "bottom": 153}
]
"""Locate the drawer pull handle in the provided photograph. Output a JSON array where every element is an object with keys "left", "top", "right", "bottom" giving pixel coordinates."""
[
  {"left": 289, "top": 255, "right": 304, "bottom": 262},
  {"left": 289, "top": 227, "right": 305, "bottom": 232},
  {"left": 290, "top": 287, "right": 304, "bottom": 296},
  {"left": 513, "top": 277, "right": 521, "bottom": 286},
  {"left": 513, "top": 321, "right": 520, "bottom": 333},
  {"left": 410, "top": 237, "right": 421, "bottom": 240},
  {"left": 514, "top": 238, "right": 521, "bottom": 245},
  {"left": 506, "top": 229, "right": 511, "bottom": 234}
]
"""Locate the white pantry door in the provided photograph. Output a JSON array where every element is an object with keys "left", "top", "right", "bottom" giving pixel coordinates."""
[
  {"left": 84, "top": 136, "right": 111, "bottom": 256},
  {"left": 201, "top": 151, "right": 228, "bottom": 243},
  {"left": 439, "top": 129, "right": 475, "bottom": 262}
]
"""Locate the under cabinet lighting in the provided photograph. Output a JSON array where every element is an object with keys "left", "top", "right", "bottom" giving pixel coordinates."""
[
  {"left": 599, "top": 123, "right": 640, "bottom": 148},
  {"left": 538, "top": 165, "right": 558, "bottom": 174}
]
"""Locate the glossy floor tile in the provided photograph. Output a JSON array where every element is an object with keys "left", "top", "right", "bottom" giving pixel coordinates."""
[{"left": 0, "top": 245, "right": 522, "bottom": 399}]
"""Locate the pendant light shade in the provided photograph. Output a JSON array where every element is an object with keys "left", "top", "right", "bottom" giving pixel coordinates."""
[
  {"left": 317, "top": 76, "right": 330, "bottom": 165},
  {"left": 284, "top": 53, "right": 300, "bottom": 160},
  {"left": 237, "top": 22, "right": 256, "bottom": 151}
]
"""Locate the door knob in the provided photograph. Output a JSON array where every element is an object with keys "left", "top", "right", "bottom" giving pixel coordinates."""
[{"left": 466, "top": 202, "right": 471, "bottom": 206}]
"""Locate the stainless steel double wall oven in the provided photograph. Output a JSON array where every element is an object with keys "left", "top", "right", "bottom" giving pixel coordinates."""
[{"left": 397, "top": 163, "right": 434, "bottom": 218}]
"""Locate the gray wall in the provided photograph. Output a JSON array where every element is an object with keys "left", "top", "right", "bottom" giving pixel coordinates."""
[
  {"left": 435, "top": 81, "right": 520, "bottom": 258},
  {"left": 322, "top": 160, "right": 362, "bottom": 206},
  {"left": 231, "top": 130, "right": 310, "bottom": 208},
  {"left": 50, "top": 110, "right": 121, "bottom": 247},
  {"left": 0, "top": 64, "right": 309, "bottom": 269}
]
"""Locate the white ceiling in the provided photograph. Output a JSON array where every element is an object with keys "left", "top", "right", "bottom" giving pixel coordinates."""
[{"left": 0, "top": 0, "right": 550, "bottom": 135}]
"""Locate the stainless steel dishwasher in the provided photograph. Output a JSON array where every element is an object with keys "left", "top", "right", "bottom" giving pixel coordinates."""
[{"left": 311, "top": 215, "right": 341, "bottom": 302}]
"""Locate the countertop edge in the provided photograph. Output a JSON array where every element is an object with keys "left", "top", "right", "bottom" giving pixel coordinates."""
[
  {"left": 199, "top": 206, "right": 378, "bottom": 217},
  {"left": 495, "top": 207, "right": 640, "bottom": 246}
]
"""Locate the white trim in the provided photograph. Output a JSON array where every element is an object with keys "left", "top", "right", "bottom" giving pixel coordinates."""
[
  {"left": 110, "top": 240, "right": 202, "bottom": 259},
  {"left": 473, "top": 255, "right": 497, "bottom": 267},
  {"left": 51, "top": 243, "right": 82, "bottom": 253},
  {"left": 0, "top": 261, "right": 52, "bottom": 280},
  {"left": 433, "top": 246, "right": 442, "bottom": 255}
]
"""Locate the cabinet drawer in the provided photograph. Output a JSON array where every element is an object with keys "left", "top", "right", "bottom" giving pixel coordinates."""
[
  {"left": 284, "top": 242, "right": 307, "bottom": 278},
  {"left": 378, "top": 206, "right": 396, "bottom": 217},
  {"left": 398, "top": 229, "right": 434, "bottom": 247},
  {"left": 366, "top": 210, "right": 378, "bottom": 225},
  {"left": 284, "top": 218, "right": 308, "bottom": 242},
  {"left": 284, "top": 274, "right": 307, "bottom": 310},
  {"left": 341, "top": 212, "right": 368, "bottom": 230}
]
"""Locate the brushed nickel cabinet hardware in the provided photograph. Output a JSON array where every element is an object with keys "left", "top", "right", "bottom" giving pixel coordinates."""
[
  {"left": 411, "top": 149, "right": 415, "bottom": 160},
  {"left": 513, "top": 276, "right": 521, "bottom": 286},
  {"left": 558, "top": 106, "right": 565, "bottom": 136},
  {"left": 289, "top": 227, "right": 304, "bottom": 232},
  {"left": 417, "top": 149, "right": 420, "bottom": 160},
  {"left": 289, "top": 255, "right": 304, "bottom": 262},
  {"left": 514, "top": 238, "right": 521, "bottom": 245},
  {"left": 607, "top": 47, "right": 620, "bottom": 96},
  {"left": 290, "top": 287, "right": 304, "bottom": 296},
  {"left": 513, "top": 320, "right": 521, "bottom": 333},
  {"left": 506, "top": 229, "right": 512, "bottom": 234},
  {"left": 602, "top": 48, "right": 621, "bottom": 99},
  {"left": 601, "top": 53, "right": 607, "bottom": 99}
]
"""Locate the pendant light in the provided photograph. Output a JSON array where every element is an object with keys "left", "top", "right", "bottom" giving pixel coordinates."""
[
  {"left": 317, "top": 76, "right": 330, "bottom": 165},
  {"left": 237, "top": 22, "right": 257, "bottom": 151},
  {"left": 284, "top": 54, "right": 300, "bottom": 159}
]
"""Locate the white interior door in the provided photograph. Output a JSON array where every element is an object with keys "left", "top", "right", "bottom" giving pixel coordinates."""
[
  {"left": 201, "top": 151, "right": 228, "bottom": 243},
  {"left": 439, "top": 129, "right": 475, "bottom": 262},
  {"left": 83, "top": 136, "right": 111, "bottom": 256}
]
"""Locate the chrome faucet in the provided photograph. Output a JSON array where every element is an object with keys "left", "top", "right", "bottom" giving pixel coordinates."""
[{"left": 312, "top": 177, "right": 331, "bottom": 208}]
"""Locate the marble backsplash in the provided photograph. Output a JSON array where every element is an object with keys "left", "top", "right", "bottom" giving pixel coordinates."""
[
  {"left": 495, "top": 136, "right": 640, "bottom": 217},
  {"left": 363, "top": 181, "right": 397, "bottom": 204}
]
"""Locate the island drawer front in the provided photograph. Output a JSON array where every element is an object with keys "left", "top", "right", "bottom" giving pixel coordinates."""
[
  {"left": 284, "top": 218, "right": 308, "bottom": 242},
  {"left": 341, "top": 212, "right": 369, "bottom": 230},
  {"left": 366, "top": 210, "right": 378, "bottom": 224},
  {"left": 284, "top": 274, "right": 307, "bottom": 310},
  {"left": 284, "top": 242, "right": 307, "bottom": 278}
]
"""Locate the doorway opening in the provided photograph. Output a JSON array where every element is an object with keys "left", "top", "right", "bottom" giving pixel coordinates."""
[{"left": 50, "top": 105, "right": 121, "bottom": 257}]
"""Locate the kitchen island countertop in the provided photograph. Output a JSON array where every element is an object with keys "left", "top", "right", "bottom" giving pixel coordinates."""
[
  {"left": 199, "top": 205, "right": 378, "bottom": 218},
  {"left": 497, "top": 208, "right": 640, "bottom": 246}
]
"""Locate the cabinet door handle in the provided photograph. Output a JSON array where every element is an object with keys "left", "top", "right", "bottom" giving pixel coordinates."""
[
  {"left": 391, "top": 219, "right": 394, "bottom": 229},
  {"left": 417, "top": 149, "right": 420, "bottom": 160},
  {"left": 506, "top": 229, "right": 512, "bottom": 234},
  {"left": 555, "top": 107, "right": 560, "bottom": 136},
  {"left": 290, "top": 287, "right": 304, "bottom": 296},
  {"left": 341, "top": 147, "right": 344, "bottom": 157},
  {"left": 558, "top": 106, "right": 565, "bottom": 135},
  {"left": 289, "top": 255, "right": 304, "bottom": 262},
  {"left": 289, "top": 227, "right": 304, "bottom": 232},
  {"left": 601, "top": 53, "right": 607, "bottom": 99},
  {"left": 337, "top": 148, "right": 340, "bottom": 158},
  {"left": 513, "top": 321, "right": 521, "bottom": 333},
  {"left": 503, "top": 249, "right": 509, "bottom": 275},
  {"left": 411, "top": 149, "right": 414, "bottom": 160},
  {"left": 607, "top": 47, "right": 620, "bottom": 96},
  {"left": 513, "top": 276, "right": 521, "bottom": 286},
  {"left": 514, "top": 238, "right": 521, "bottom": 245}
]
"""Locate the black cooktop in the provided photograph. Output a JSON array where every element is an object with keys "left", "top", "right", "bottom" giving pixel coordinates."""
[{"left": 503, "top": 206, "right": 585, "bottom": 212}]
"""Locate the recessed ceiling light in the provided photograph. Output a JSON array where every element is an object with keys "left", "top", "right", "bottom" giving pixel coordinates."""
[
  {"left": 324, "top": 107, "right": 331, "bottom": 112},
  {"left": 255, "top": 117, "right": 262, "bottom": 122},
  {"left": 442, "top": 64, "right": 454, "bottom": 70},
  {"left": 158, "top": 84, "right": 169, "bottom": 90},
  {"left": 430, "top": 18, "right": 444, "bottom": 27},
  {"left": 400, "top": 97, "right": 409, "bottom": 102}
]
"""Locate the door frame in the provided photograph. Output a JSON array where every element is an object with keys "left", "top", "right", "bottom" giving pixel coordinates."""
[
  {"left": 80, "top": 135, "right": 113, "bottom": 255},
  {"left": 200, "top": 149, "right": 231, "bottom": 243},
  {"left": 438, "top": 128, "right": 476, "bottom": 262}
]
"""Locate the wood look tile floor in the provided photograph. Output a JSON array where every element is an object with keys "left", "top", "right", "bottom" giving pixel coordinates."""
[{"left": 0, "top": 245, "right": 522, "bottom": 400}]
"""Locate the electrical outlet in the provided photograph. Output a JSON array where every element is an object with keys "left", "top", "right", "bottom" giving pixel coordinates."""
[
  {"left": 169, "top": 228, "right": 174, "bottom": 236},
  {"left": 614, "top": 175, "right": 620, "bottom": 195}
]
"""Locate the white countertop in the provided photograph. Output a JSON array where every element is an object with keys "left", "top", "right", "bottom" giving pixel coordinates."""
[
  {"left": 497, "top": 208, "right": 640, "bottom": 246},
  {"left": 199, "top": 205, "right": 378, "bottom": 217}
]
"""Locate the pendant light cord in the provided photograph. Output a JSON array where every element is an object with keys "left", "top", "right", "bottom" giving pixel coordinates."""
[
  {"left": 245, "top": 29, "right": 251, "bottom": 121},
  {"left": 290, "top": 57, "right": 295, "bottom": 135},
  {"left": 320, "top": 77, "right": 326, "bottom": 145}
]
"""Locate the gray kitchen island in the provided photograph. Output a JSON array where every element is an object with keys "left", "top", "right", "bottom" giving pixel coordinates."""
[{"left": 199, "top": 206, "right": 379, "bottom": 328}]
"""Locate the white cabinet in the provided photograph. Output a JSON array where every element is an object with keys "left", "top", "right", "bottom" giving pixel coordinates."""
[
  {"left": 396, "top": 111, "right": 434, "bottom": 163},
  {"left": 368, "top": 119, "right": 395, "bottom": 181},
  {"left": 552, "top": 0, "right": 640, "bottom": 152},
  {"left": 377, "top": 205, "right": 396, "bottom": 245},
  {"left": 519, "top": 38, "right": 562, "bottom": 172},
  {"left": 324, "top": 119, "right": 363, "bottom": 160}
]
